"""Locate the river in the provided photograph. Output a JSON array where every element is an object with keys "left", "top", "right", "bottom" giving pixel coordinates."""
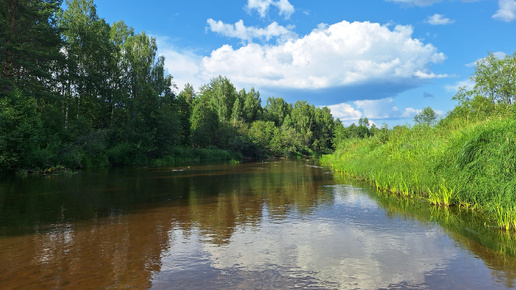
[{"left": 0, "top": 160, "right": 515, "bottom": 289}]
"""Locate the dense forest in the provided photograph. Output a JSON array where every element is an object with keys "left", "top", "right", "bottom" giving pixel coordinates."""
[
  {"left": 0, "top": 0, "right": 347, "bottom": 174},
  {"left": 324, "top": 51, "right": 516, "bottom": 232}
]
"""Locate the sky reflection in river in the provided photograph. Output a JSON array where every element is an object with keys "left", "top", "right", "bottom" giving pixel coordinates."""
[{"left": 153, "top": 185, "right": 508, "bottom": 289}]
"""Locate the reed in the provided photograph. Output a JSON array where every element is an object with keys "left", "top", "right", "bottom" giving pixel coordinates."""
[{"left": 428, "top": 181, "right": 455, "bottom": 207}]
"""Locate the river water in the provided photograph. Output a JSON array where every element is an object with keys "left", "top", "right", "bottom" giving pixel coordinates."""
[{"left": 1, "top": 160, "right": 515, "bottom": 289}]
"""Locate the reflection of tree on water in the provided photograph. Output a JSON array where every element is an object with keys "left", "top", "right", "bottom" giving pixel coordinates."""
[
  {"left": 358, "top": 180, "right": 516, "bottom": 288},
  {"left": 0, "top": 160, "right": 335, "bottom": 288},
  {"left": 0, "top": 210, "right": 175, "bottom": 289},
  {"left": 163, "top": 161, "right": 335, "bottom": 245}
]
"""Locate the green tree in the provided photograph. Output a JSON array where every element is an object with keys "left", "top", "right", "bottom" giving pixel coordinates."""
[
  {"left": 472, "top": 52, "right": 516, "bottom": 105},
  {"left": 1, "top": 0, "right": 63, "bottom": 96},
  {"left": 414, "top": 106, "right": 437, "bottom": 126},
  {"left": 190, "top": 97, "right": 220, "bottom": 148},
  {"left": 264, "top": 97, "right": 291, "bottom": 126},
  {"left": 290, "top": 100, "right": 315, "bottom": 149},
  {"left": 0, "top": 89, "right": 42, "bottom": 172},
  {"left": 248, "top": 120, "right": 279, "bottom": 155},
  {"left": 176, "top": 84, "right": 195, "bottom": 145},
  {"left": 242, "top": 88, "right": 262, "bottom": 123},
  {"left": 58, "top": 0, "right": 115, "bottom": 130},
  {"left": 231, "top": 96, "right": 243, "bottom": 127},
  {"left": 312, "top": 107, "right": 335, "bottom": 153},
  {"left": 200, "top": 76, "right": 237, "bottom": 123},
  {"left": 107, "top": 20, "right": 134, "bottom": 128}
]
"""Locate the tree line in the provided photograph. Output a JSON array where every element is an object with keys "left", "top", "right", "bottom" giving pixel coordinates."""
[{"left": 0, "top": 0, "right": 341, "bottom": 173}]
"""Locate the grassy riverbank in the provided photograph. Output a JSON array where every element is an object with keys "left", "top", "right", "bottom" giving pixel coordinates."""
[{"left": 322, "top": 116, "right": 516, "bottom": 232}]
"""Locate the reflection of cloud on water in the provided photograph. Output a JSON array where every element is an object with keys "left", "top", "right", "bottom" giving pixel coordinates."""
[{"left": 158, "top": 185, "right": 460, "bottom": 289}]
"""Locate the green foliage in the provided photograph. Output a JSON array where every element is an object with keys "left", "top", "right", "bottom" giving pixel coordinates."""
[
  {"left": 1, "top": 0, "right": 63, "bottom": 96},
  {"left": 0, "top": 0, "right": 339, "bottom": 174},
  {"left": 264, "top": 97, "right": 291, "bottom": 126},
  {"left": 200, "top": 76, "right": 238, "bottom": 123},
  {"left": 414, "top": 107, "right": 438, "bottom": 126},
  {"left": 471, "top": 52, "right": 516, "bottom": 105},
  {"left": 190, "top": 97, "right": 220, "bottom": 148},
  {"left": 0, "top": 90, "right": 43, "bottom": 172}
]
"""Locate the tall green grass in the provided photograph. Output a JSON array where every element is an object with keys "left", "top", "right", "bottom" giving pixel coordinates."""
[{"left": 322, "top": 118, "right": 516, "bottom": 231}]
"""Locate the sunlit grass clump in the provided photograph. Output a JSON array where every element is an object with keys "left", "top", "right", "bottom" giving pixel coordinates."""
[{"left": 322, "top": 118, "right": 516, "bottom": 232}]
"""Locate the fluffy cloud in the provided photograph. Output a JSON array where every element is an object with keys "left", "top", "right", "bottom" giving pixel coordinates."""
[
  {"left": 354, "top": 98, "right": 418, "bottom": 119},
  {"left": 425, "top": 14, "right": 455, "bottom": 25},
  {"left": 445, "top": 79, "right": 474, "bottom": 93},
  {"left": 155, "top": 37, "right": 204, "bottom": 92},
  {"left": 246, "top": 0, "right": 295, "bottom": 19},
  {"left": 326, "top": 103, "right": 362, "bottom": 121},
  {"left": 327, "top": 98, "right": 422, "bottom": 125},
  {"left": 206, "top": 19, "right": 297, "bottom": 42},
  {"left": 201, "top": 21, "right": 446, "bottom": 95},
  {"left": 493, "top": 0, "right": 516, "bottom": 22}
]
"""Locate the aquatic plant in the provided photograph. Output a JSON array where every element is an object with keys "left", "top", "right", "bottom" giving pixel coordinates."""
[{"left": 427, "top": 181, "right": 455, "bottom": 207}]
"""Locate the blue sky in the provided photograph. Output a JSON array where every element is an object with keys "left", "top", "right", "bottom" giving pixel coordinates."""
[{"left": 91, "top": 0, "right": 516, "bottom": 126}]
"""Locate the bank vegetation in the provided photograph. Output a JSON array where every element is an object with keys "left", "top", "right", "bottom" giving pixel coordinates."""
[{"left": 323, "top": 52, "right": 516, "bottom": 232}]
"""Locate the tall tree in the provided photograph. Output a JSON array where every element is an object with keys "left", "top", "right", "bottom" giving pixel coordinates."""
[
  {"left": 473, "top": 52, "right": 516, "bottom": 105},
  {"left": 290, "top": 100, "right": 315, "bottom": 148},
  {"left": 58, "top": 0, "right": 115, "bottom": 130},
  {"left": 176, "top": 84, "right": 195, "bottom": 145},
  {"left": 455, "top": 52, "right": 516, "bottom": 107},
  {"left": 312, "top": 107, "right": 335, "bottom": 152},
  {"left": 242, "top": 88, "right": 262, "bottom": 123},
  {"left": 190, "top": 96, "right": 219, "bottom": 148},
  {"left": 200, "top": 76, "right": 237, "bottom": 123},
  {"left": 0, "top": 0, "right": 63, "bottom": 96},
  {"left": 264, "top": 97, "right": 291, "bottom": 126},
  {"left": 414, "top": 106, "right": 437, "bottom": 126}
]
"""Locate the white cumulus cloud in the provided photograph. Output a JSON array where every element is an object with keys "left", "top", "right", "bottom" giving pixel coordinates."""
[
  {"left": 493, "top": 0, "right": 516, "bottom": 22},
  {"left": 201, "top": 20, "right": 446, "bottom": 92},
  {"left": 155, "top": 37, "right": 204, "bottom": 92},
  {"left": 445, "top": 79, "right": 474, "bottom": 93},
  {"left": 354, "top": 98, "right": 419, "bottom": 119},
  {"left": 425, "top": 14, "right": 455, "bottom": 25},
  {"left": 326, "top": 103, "right": 363, "bottom": 121},
  {"left": 206, "top": 19, "right": 297, "bottom": 42},
  {"left": 246, "top": 0, "right": 295, "bottom": 19},
  {"left": 327, "top": 98, "right": 424, "bottom": 125}
]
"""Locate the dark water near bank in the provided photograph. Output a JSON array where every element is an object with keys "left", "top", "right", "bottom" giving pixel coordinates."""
[{"left": 1, "top": 160, "right": 516, "bottom": 289}]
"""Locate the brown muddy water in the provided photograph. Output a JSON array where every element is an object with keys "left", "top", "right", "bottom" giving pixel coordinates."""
[{"left": 0, "top": 160, "right": 515, "bottom": 289}]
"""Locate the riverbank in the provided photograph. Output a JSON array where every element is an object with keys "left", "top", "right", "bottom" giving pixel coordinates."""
[
  {"left": 12, "top": 147, "right": 242, "bottom": 176},
  {"left": 321, "top": 117, "right": 516, "bottom": 232}
]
